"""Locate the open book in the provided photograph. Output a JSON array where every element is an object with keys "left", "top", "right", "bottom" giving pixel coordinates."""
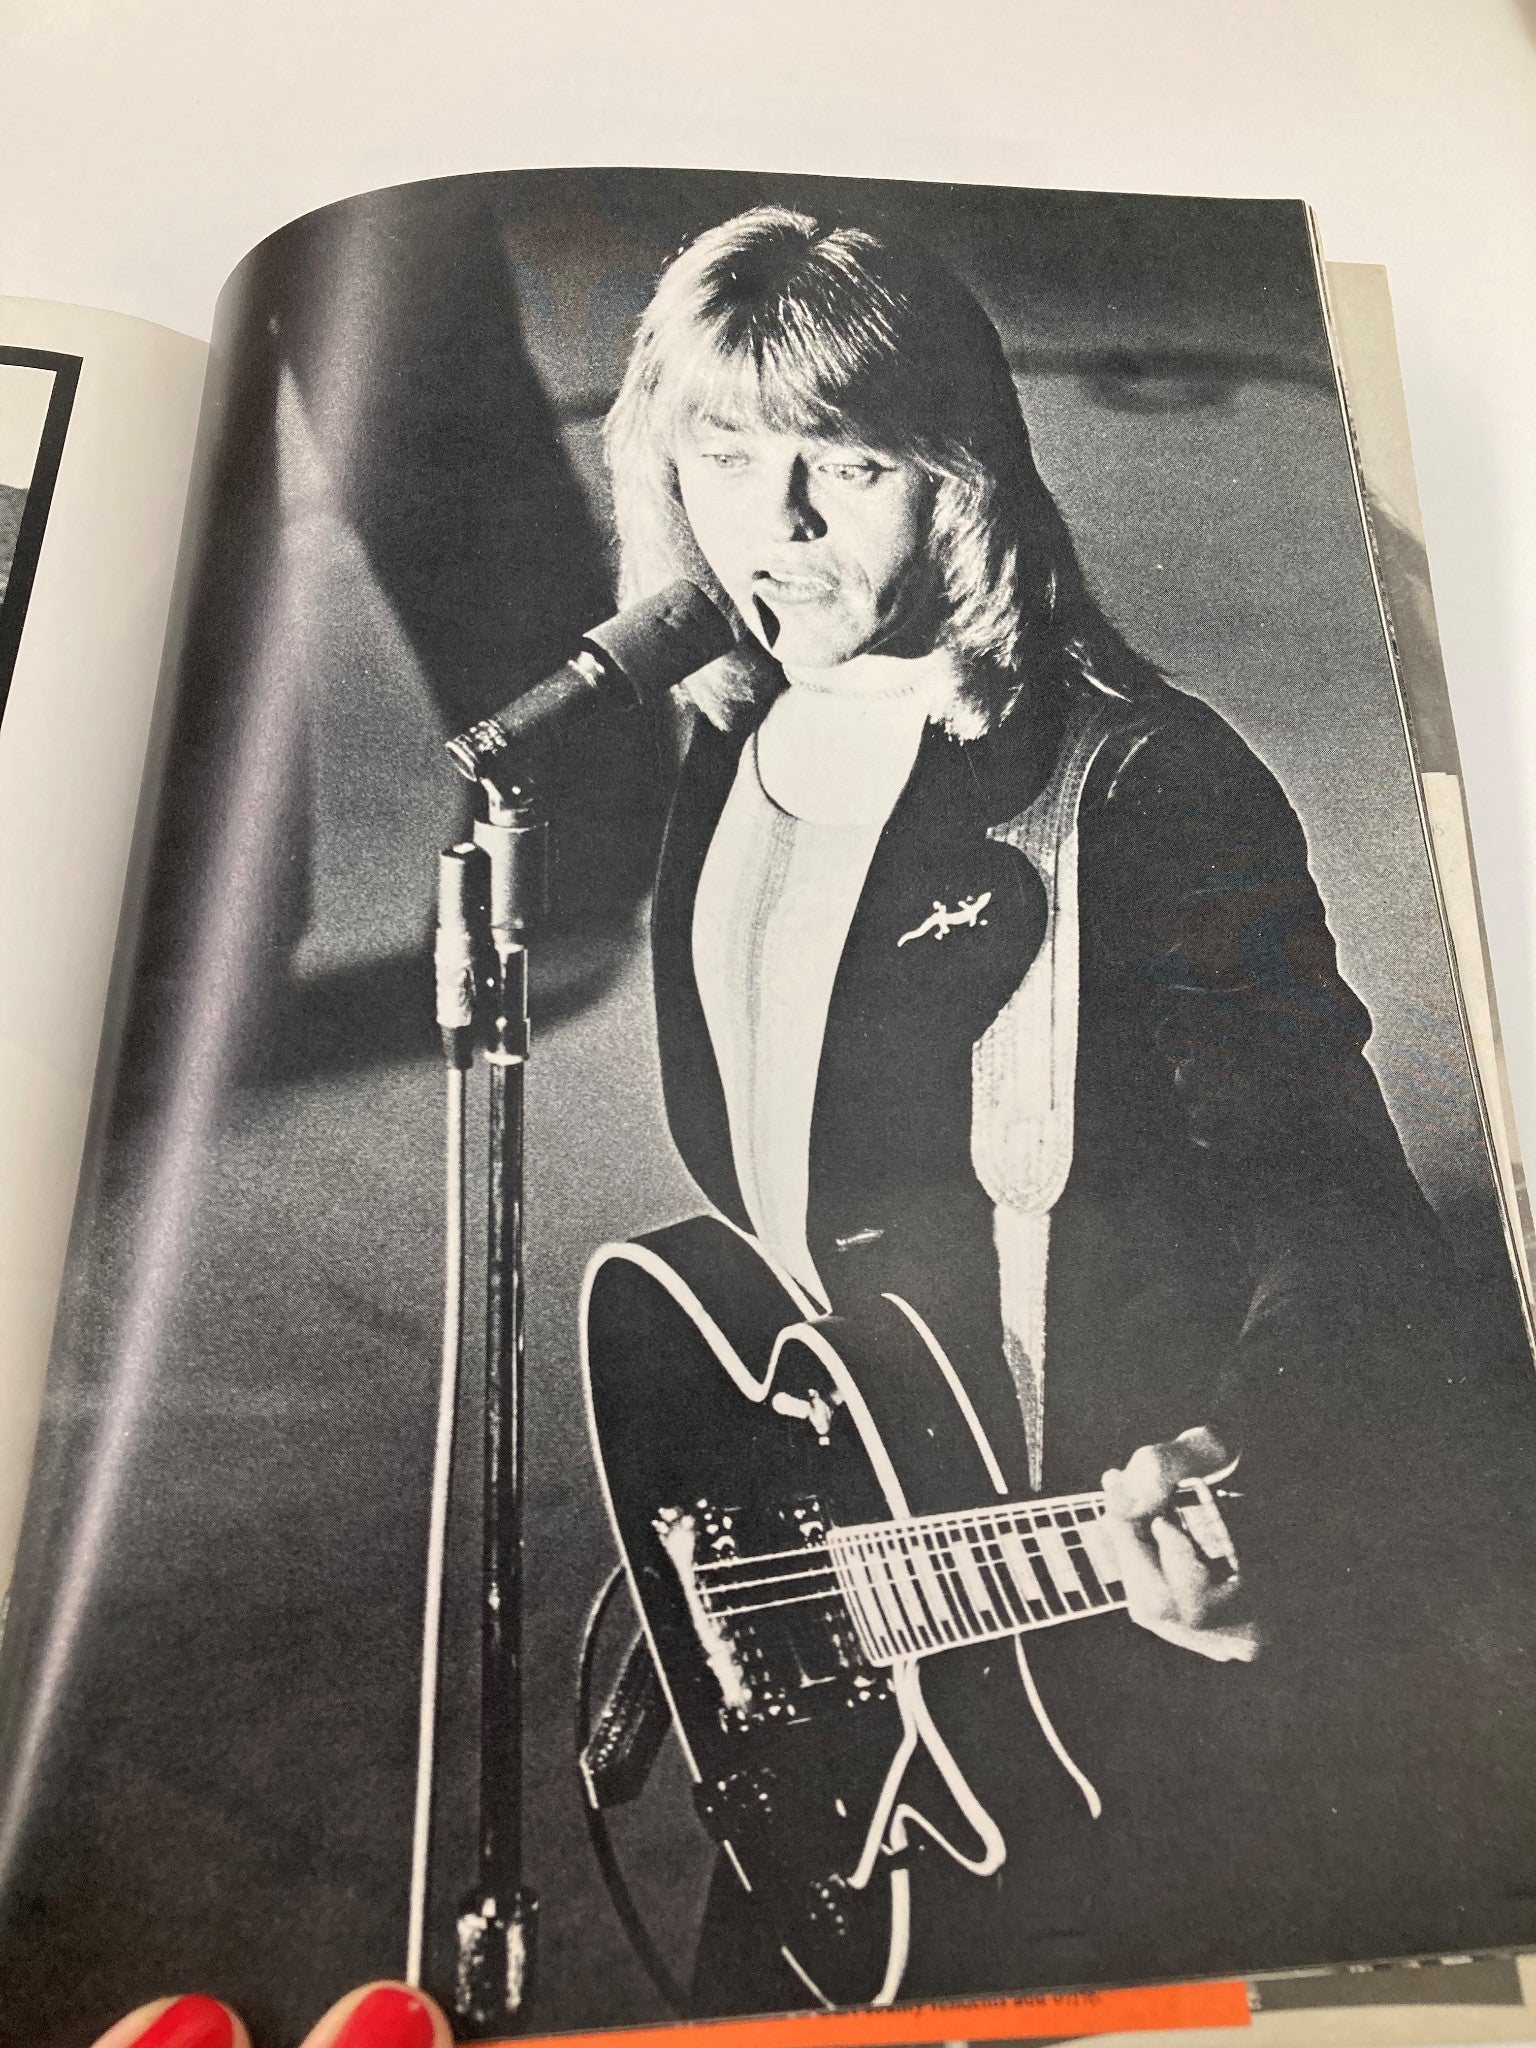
[{"left": 1, "top": 167, "right": 1534, "bottom": 2048}]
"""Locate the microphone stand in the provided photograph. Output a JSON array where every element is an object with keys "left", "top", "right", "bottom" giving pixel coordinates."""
[
  {"left": 459, "top": 776, "right": 545, "bottom": 2033},
  {"left": 409, "top": 840, "right": 487, "bottom": 1994},
  {"left": 427, "top": 777, "right": 546, "bottom": 2036},
  {"left": 426, "top": 588, "right": 730, "bottom": 2026}
]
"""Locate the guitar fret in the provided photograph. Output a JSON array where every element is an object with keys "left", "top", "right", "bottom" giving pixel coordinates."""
[
  {"left": 871, "top": 1540, "right": 922, "bottom": 1654},
  {"left": 854, "top": 1536, "right": 912, "bottom": 1655},
  {"left": 935, "top": 1534, "right": 974, "bottom": 1640},
  {"left": 1033, "top": 1521, "right": 1088, "bottom": 1611},
  {"left": 1063, "top": 1526, "right": 1109, "bottom": 1607},
  {"left": 1076, "top": 1507, "right": 1124, "bottom": 1597},
  {"left": 836, "top": 1540, "right": 884, "bottom": 1657},
  {"left": 901, "top": 1528, "right": 959, "bottom": 1643},
  {"left": 993, "top": 1523, "right": 1052, "bottom": 1621},
  {"left": 821, "top": 1480, "right": 1212, "bottom": 1671},
  {"left": 1026, "top": 1529, "right": 1069, "bottom": 1616},
  {"left": 973, "top": 1524, "right": 1031, "bottom": 1628},
  {"left": 857, "top": 1542, "right": 906, "bottom": 1656},
  {"left": 881, "top": 1531, "right": 943, "bottom": 1646},
  {"left": 946, "top": 1520, "right": 1003, "bottom": 1632},
  {"left": 978, "top": 1531, "right": 1028, "bottom": 1622},
  {"left": 924, "top": 1526, "right": 981, "bottom": 1638}
]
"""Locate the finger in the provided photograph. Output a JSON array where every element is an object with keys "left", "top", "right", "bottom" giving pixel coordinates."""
[
  {"left": 1100, "top": 1492, "right": 1180, "bottom": 1630},
  {"left": 1108, "top": 1522, "right": 1253, "bottom": 1658},
  {"left": 91, "top": 1998, "right": 249, "bottom": 2048},
  {"left": 1151, "top": 1513, "right": 1222, "bottom": 1623},
  {"left": 1151, "top": 1517, "right": 1260, "bottom": 1660},
  {"left": 1135, "top": 1611, "right": 1261, "bottom": 1664},
  {"left": 1102, "top": 1441, "right": 1185, "bottom": 1521},
  {"left": 1170, "top": 1424, "right": 1231, "bottom": 1478},
  {"left": 298, "top": 1982, "right": 452, "bottom": 2048},
  {"left": 1102, "top": 1428, "right": 1234, "bottom": 1523}
]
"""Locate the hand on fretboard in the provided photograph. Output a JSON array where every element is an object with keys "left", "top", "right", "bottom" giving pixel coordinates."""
[{"left": 1100, "top": 1428, "right": 1257, "bottom": 1666}]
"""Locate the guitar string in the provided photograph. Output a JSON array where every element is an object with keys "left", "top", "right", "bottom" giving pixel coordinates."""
[
  {"left": 693, "top": 1480, "right": 1223, "bottom": 1596},
  {"left": 704, "top": 1578, "right": 1126, "bottom": 1629},
  {"left": 937, "top": 1514, "right": 1010, "bottom": 1631},
  {"left": 909, "top": 1526, "right": 963, "bottom": 1639},
  {"left": 692, "top": 1507, "right": 1097, "bottom": 1581},
  {"left": 693, "top": 1491, "right": 1187, "bottom": 1632},
  {"left": 686, "top": 1490, "right": 1119, "bottom": 1575},
  {"left": 846, "top": 1534, "right": 921, "bottom": 1654},
  {"left": 851, "top": 1541, "right": 908, "bottom": 1654},
  {"left": 702, "top": 1527, "right": 1132, "bottom": 1634},
  {"left": 707, "top": 1587, "right": 865, "bottom": 1619},
  {"left": 687, "top": 1562, "right": 841, "bottom": 1595},
  {"left": 883, "top": 1524, "right": 957, "bottom": 1644},
  {"left": 692, "top": 1499, "right": 1115, "bottom": 1596},
  {"left": 920, "top": 1522, "right": 979, "bottom": 1637},
  {"left": 981, "top": 1520, "right": 1059, "bottom": 1621},
  {"left": 693, "top": 1543, "right": 1087, "bottom": 1622},
  {"left": 705, "top": 1526, "right": 1018, "bottom": 1637}
]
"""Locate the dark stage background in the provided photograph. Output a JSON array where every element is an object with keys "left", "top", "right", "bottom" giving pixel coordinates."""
[{"left": 0, "top": 169, "right": 1518, "bottom": 2046}]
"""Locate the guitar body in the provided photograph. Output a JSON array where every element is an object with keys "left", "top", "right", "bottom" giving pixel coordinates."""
[{"left": 581, "top": 1214, "right": 1071, "bottom": 2009}]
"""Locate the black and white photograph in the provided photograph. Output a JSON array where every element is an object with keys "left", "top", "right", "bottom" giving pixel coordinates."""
[
  {"left": 0, "top": 165, "right": 1533, "bottom": 2048},
  {"left": 0, "top": 347, "right": 80, "bottom": 718}
]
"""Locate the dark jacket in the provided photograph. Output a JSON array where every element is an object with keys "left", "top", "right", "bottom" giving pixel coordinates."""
[
  {"left": 654, "top": 671, "right": 1536, "bottom": 1991},
  {"left": 654, "top": 672, "right": 1447, "bottom": 1483}
]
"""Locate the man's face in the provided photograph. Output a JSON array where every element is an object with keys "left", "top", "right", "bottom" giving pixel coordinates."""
[{"left": 674, "top": 412, "right": 932, "bottom": 672}]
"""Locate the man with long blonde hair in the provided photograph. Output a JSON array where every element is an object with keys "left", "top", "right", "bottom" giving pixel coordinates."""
[{"left": 597, "top": 205, "right": 1523, "bottom": 2006}]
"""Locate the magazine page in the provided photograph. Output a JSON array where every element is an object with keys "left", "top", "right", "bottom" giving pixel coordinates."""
[
  {"left": 0, "top": 169, "right": 1533, "bottom": 2048},
  {"left": 0, "top": 298, "right": 207, "bottom": 1601},
  {"left": 1089, "top": 1956, "right": 1536, "bottom": 2048},
  {"left": 1068, "top": 258, "right": 1536, "bottom": 2048},
  {"left": 1322, "top": 260, "right": 1536, "bottom": 1308}
]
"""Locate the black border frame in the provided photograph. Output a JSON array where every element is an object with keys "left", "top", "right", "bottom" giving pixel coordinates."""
[{"left": 0, "top": 346, "right": 83, "bottom": 723}]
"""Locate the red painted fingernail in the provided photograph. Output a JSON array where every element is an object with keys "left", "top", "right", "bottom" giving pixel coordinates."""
[
  {"left": 132, "top": 1998, "right": 235, "bottom": 2048},
  {"left": 332, "top": 1987, "right": 437, "bottom": 2048}
]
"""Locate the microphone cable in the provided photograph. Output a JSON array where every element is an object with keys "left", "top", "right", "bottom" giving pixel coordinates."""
[{"left": 406, "top": 846, "right": 484, "bottom": 1986}]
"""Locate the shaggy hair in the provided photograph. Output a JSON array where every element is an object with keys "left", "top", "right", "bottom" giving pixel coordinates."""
[{"left": 604, "top": 205, "right": 1160, "bottom": 738}]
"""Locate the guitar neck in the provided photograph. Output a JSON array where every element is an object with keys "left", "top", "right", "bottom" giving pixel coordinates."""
[{"left": 825, "top": 1480, "right": 1236, "bottom": 1666}]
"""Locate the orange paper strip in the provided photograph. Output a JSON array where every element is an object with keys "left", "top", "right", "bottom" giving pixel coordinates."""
[{"left": 493, "top": 1978, "right": 1251, "bottom": 2048}]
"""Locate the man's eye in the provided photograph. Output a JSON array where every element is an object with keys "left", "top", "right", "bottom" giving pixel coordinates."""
[
  {"left": 698, "top": 448, "right": 748, "bottom": 470},
  {"left": 821, "top": 459, "right": 885, "bottom": 484}
]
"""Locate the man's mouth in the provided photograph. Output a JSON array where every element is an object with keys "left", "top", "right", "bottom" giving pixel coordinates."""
[
  {"left": 750, "top": 570, "right": 838, "bottom": 647},
  {"left": 752, "top": 568, "right": 835, "bottom": 603}
]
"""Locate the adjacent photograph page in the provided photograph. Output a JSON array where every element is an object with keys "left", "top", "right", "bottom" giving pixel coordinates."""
[
  {"left": 0, "top": 298, "right": 207, "bottom": 1601},
  {"left": 0, "top": 169, "right": 1532, "bottom": 2048}
]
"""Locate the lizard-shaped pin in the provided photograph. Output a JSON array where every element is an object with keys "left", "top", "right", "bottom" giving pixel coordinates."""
[{"left": 897, "top": 890, "right": 992, "bottom": 947}]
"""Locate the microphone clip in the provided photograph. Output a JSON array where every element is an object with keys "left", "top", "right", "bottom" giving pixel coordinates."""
[{"left": 434, "top": 781, "right": 549, "bottom": 1071}]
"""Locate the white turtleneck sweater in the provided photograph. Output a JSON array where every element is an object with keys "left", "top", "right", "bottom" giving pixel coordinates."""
[{"left": 692, "top": 651, "right": 957, "bottom": 1303}]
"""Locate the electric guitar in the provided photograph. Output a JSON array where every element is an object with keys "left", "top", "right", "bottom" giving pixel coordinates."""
[{"left": 581, "top": 1213, "right": 1241, "bottom": 2011}]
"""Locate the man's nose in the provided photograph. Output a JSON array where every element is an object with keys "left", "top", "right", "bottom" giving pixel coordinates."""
[{"left": 761, "top": 455, "right": 826, "bottom": 542}]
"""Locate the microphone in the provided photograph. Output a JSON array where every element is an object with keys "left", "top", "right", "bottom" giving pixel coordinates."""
[{"left": 445, "top": 580, "right": 733, "bottom": 789}]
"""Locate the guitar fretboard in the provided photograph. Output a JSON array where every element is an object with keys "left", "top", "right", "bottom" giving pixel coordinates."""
[{"left": 825, "top": 1483, "right": 1233, "bottom": 1666}]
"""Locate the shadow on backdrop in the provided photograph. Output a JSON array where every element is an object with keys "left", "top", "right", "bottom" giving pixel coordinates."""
[{"left": 119, "top": 181, "right": 658, "bottom": 1114}]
